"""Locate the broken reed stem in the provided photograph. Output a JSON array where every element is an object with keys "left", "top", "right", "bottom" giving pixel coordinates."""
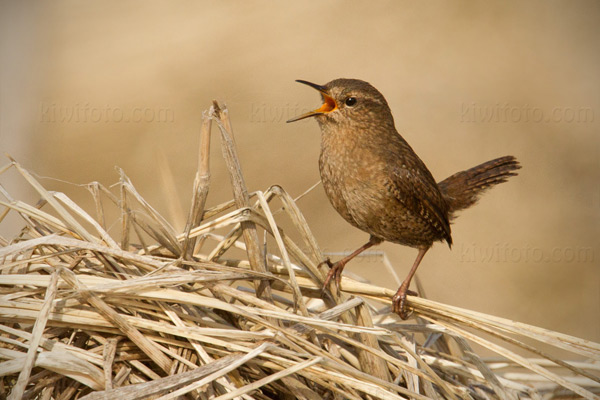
[
  {"left": 211, "top": 101, "right": 274, "bottom": 303},
  {"left": 103, "top": 337, "right": 121, "bottom": 391},
  {"left": 182, "top": 110, "right": 213, "bottom": 259},
  {"left": 354, "top": 302, "right": 391, "bottom": 383},
  {"left": 255, "top": 190, "right": 309, "bottom": 317}
]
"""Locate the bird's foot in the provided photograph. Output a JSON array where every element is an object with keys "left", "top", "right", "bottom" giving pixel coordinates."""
[
  {"left": 321, "top": 258, "right": 346, "bottom": 290},
  {"left": 392, "top": 285, "right": 418, "bottom": 320}
]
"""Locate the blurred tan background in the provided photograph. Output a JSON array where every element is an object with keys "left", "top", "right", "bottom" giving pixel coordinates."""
[{"left": 1, "top": 1, "right": 598, "bottom": 342}]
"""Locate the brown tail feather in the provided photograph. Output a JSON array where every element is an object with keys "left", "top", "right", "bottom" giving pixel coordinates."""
[{"left": 438, "top": 156, "right": 521, "bottom": 216}]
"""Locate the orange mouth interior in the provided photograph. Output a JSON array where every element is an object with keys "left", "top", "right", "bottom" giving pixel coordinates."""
[{"left": 315, "top": 93, "right": 337, "bottom": 113}]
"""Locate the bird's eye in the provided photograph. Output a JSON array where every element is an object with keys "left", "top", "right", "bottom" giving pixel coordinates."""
[{"left": 345, "top": 97, "right": 357, "bottom": 107}]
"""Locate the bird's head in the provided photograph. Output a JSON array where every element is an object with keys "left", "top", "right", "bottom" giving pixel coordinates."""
[{"left": 286, "top": 78, "right": 393, "bottom": 127}]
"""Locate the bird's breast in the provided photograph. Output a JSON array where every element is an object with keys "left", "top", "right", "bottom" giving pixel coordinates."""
[{"left": 319, "top": 131, "right": 390, "bottom": 230}]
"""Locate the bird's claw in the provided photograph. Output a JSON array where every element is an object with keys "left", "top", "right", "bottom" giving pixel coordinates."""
[
  {"left": 392, "top": 286, "right": 418, "bottom": 319},
  {"left": 318, "top": 257, "right": 334, "bottom": 269},
  {"left": 320, "top": 258, "right": 344, "bottom": 290}
]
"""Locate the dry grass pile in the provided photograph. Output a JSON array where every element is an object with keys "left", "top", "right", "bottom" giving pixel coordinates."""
[{"left": 0, "top": 102, "right": 598, "bottom": 399}]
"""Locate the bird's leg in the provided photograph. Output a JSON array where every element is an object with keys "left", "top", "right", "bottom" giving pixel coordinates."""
[
  {"left": 322, "top": 236, "right": 383, "bottom": 290},
  {"left": 392, "top": 246, "right": 429, "bottom": 319}
]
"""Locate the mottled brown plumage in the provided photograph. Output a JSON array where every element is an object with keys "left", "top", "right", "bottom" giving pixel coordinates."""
[{"left": 287, "top": 78, "right": 520, "bottom": 318}]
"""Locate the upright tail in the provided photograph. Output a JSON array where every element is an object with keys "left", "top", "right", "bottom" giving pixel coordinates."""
[{"left": 438, "top": 156, "right": 521, "bottom": 217}]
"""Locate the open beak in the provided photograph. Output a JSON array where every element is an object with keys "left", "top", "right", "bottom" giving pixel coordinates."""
[{"left": 286, "top": 80, "right": 337, "bottom": 123}]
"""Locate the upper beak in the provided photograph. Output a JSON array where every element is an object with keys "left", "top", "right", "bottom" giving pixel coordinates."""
[{"left": 286, "top": 80, "right": 337, "bottom": 123}]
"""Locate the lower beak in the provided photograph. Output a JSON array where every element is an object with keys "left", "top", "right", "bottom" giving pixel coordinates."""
[{"left": 286, "top": 80, "right": 337, "bottom": 123}]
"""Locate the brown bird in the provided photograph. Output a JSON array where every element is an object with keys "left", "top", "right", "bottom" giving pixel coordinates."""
[{"left": 287, "top": 78, "right": 520, "bottom": 319}]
